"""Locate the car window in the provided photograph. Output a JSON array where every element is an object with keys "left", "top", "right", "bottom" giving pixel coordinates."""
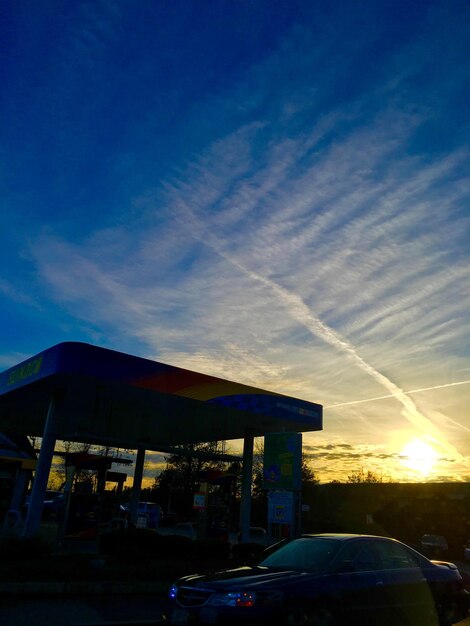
[
  {"left": 337, "top": 540, "right": 384, "bottom": 572},
  {"left": 354, "top": 543, "right": 382, "bottom": 572},
  {"left": 374, "top": 540, "right": 421, "bottom": 569},
  {"left": 332, "top": 539, "right": 367, "bottom": 572},
  {"left": 332, "top": 540, "right": 383, "bottom": 572},
  {"left": 259, "top": 538, "right": 341, "bottom": 572}
]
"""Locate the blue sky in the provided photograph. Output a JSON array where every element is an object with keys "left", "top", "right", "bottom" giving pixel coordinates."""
[{"left": 1, "top": 0, "right": 469, "bottom": 483}]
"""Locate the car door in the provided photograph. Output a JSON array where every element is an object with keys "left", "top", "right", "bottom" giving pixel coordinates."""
[
  {"left": 372, "top": 539, "right": 439, "bottom": 626},
  {"left": 330, "top": 539, "right": 388, "bottom": 624}
]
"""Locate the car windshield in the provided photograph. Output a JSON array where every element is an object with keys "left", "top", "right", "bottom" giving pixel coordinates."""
[{"left": 257, "top": 538, "right": 341, "bottom": 573}]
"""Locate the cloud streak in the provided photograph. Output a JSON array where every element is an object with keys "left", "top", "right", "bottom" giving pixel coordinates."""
[{"left": 327, "top": 380, "right": 470, "bottom": 412}]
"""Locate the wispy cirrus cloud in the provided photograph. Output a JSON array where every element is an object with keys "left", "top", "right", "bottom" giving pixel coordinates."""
[
  {"left": 162, "top": 168, "right": 468, "bottom": 464},
  {"left": 21, "top": 3, "right": 470, "bottom": 481},
  {"left": 29, "top": 99, "right": 469, "bottom": 473}
]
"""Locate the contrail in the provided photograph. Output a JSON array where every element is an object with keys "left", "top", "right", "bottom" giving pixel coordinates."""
[
  {"left": 326, "top": 380, "right": 470, "bottom": 408},
  {"left": 171, "top": 195, "right": 467, "bottom": 463},
  {"left": 220, "top": 248, "right": 463, "bottom": 457}
]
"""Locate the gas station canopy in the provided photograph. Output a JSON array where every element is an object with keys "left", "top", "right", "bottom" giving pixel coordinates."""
[{"left": 0, "top": 342, "right": 323, "bottom": 451}]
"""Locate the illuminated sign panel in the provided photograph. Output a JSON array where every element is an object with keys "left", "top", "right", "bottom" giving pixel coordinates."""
[
  {"left": 268, "top": 490, "right": 294, "bottom": 523},
  {"left": 6, "top": 356, "right": 43, "bottom": 387},
  {"left": 193, "top": 493, "right": 206, "bottom": 510},
  {"left": 263, "top": 432, "right": 302, "bottom": 490}
]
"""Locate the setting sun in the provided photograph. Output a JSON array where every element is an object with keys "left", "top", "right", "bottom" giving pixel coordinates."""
[{"left": 400, "top": 439, "right": 438, "bottom": 476}]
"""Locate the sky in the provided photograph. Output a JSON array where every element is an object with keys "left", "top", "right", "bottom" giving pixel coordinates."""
[{"left": 1, "top": 0, "right": 469, "bottom": 485}]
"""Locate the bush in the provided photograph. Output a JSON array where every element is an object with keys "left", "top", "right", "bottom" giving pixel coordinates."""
[
  {"left": 231, "top": 542, "right": 266, "bottom": 563},
  {"left": 99, "top": 528, "right": 195, "bottom": 560},
  {"left": 193, "top": 539, "right": 231, "bottom": 561},
  {"left": 99, "top": 527, "right": 163, "bottom": 559},
  {"left": 156, "top": 534, "right": 194, "bottom": 559}
]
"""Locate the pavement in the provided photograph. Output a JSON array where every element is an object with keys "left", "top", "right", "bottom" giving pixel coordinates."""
[
  {"left": 0, "top": 579, "right": 170, "bottom": 595},
  {"left": 0, "top": 532, "right": 174, "bottom": 595},
  {"left": 0, "top": 593, "right": 168, "bottom": 626}
]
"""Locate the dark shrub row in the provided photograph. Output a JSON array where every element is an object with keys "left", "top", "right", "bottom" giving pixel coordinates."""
[
  {"left": 231, "top": 542, "right": 266, "bottom": 562},
  {"left": 99, "top": 528, "right": 191, "bottom": 558},
  {"left": 98, "top": 529, "right": 234, "bottom": 561},
  {"left": 193, "top": 538, "right": 231, "bottom": 561},
  {"left": 0, "top": 529, "right": 249, "bottom": 563}
]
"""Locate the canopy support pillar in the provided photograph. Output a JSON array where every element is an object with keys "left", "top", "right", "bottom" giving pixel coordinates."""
[
  {"left": 23, "top": 395, "right": 58, "bottom": 537},
  {"left": 10, "top": 467, "right": 30, "bottom": 512},
  {"left": 129, "top": 447, "right": 145, "bottom": 524},
  {"left": 239, "top": 434, "right": 254, "bottom": 543}
]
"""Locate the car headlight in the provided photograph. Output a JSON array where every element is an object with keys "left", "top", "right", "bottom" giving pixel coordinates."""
[
  {"left": 208, "top": 591, "right": 256, "bottom": 607},
  {"left": 169, "top": 583, "right": 178, "bottom": 600}
]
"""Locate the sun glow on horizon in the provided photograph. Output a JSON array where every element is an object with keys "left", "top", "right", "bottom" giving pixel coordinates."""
[{"left": 400, "top": 438, "right": 438, "bottom": 477}]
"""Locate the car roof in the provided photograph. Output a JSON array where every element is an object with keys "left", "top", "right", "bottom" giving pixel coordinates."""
[{"left": 300, "top": 533, "right": 397, "bottom": 541}]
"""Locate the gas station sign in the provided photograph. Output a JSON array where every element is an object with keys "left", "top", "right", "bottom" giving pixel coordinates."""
[
  {"left": 193, "top": 492, "right": 206, "bottom": 510},
  {"left": 263, "top": 432, "right": 302, "bottom": 490},
  {"left": 268, "top": 490, "right": 294, "bottom": 523}
]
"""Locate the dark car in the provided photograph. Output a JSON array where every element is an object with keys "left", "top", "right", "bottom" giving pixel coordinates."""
[
  {"left": 421, "top": 534, "right": 449, "bottom": 558},
  {"left": 465, "top": 540, "right": 470, "bottom": 562},
  {"left": 165, "top": 534, "right": 470, "bottom": 626},
  {"left": 23, "top": 490, "right": 64, "bottom": 520}
]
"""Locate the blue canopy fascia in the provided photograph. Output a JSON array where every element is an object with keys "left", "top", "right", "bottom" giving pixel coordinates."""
[{"left": 0, "top": 342, "right": 322, "bottom": 450}]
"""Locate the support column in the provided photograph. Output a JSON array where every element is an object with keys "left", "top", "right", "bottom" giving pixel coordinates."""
[
  {"left": 9, "top": 467, "right": 31, "bottom": 512},
  {"left": 2, "top": 467, "right": 30, "bottom": 536},
  {"left": 57, "top": 463, "right": 76, "bottom": 542},
  {"left": 239, "top": 434, "right": 254, "bottom": 543},
  {"left": 23, "top": 395, "right": 58, "bottom": 537},
  {"left": 129, "top": 447, "right": 145, "bottom": 525}
]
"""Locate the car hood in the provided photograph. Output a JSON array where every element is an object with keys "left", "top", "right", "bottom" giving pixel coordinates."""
[
  {"left": 430, "top": 560, "right": 459, "bottom": 570},
  {"left": 179, "top": 566, "right": 315, "bottom": 590}
]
